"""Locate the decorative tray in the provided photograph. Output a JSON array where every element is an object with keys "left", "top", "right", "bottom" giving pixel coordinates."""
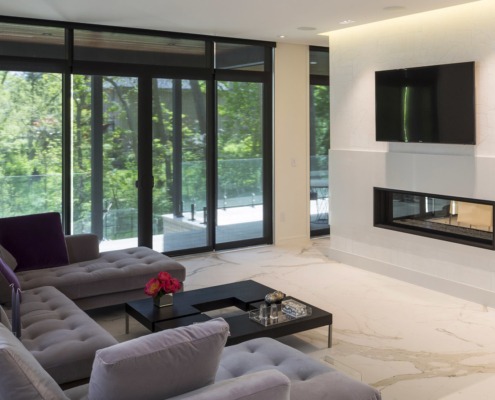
[{"left": 248, "top": 299, "right": 312, "bottom": 327}]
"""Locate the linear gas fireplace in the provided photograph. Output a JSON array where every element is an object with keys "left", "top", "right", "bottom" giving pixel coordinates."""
[{"left": 374, "top": 188, "right": 495, "bottom": 249}]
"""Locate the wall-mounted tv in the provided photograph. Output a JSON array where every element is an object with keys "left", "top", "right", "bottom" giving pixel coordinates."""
[{"left": 375, "top": 61, "right": 475, "bottom": 144}]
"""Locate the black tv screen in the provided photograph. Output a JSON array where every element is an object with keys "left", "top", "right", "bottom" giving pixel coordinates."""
[{"left": 375, "top": 62, "right": 475, "bottom": 144}]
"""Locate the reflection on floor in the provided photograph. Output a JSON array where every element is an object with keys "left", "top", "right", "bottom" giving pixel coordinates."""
[{"left": 90, "top": 238, "right": 495, "bottom": 400}]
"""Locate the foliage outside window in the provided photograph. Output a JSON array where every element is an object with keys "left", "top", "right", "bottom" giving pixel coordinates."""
[
  {"left": 0, "top": 17, "right": 273, "bottom": 253},
  {"left": 0, "top": 71, "right": 62, "bottom": 216},
  {"left": 309, "top": 47, "right": 330, "bottom": 236}
]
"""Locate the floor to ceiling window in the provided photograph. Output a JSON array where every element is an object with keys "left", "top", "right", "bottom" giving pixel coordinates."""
[
  {"left": 72, "top": 75, "right": 139, "bottom": 251},
  {"left": 309, "top": 47, "right": 330, "bottom": 237},
  {"left": 0, "top": 18, "right": 274, "bottom": 255},
  {"left": 216, "top": 80, "right": 264, "bottom": 244},
  {"left": 0, "top": 70, "right": 63, "bottom": 217},
  {"left": 0, "top": 23, "right": 65, "bottom": 220},
  {"left": 152, "top": 78, "right": 208, "bottom": 253},
  {"left": 214, "top": 42, "right": 272, "bottom": 249}
]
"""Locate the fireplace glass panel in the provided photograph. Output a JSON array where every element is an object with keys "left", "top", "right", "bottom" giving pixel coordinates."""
[{"left": 374, "top": 188, "right": 495, "bottom": 249}]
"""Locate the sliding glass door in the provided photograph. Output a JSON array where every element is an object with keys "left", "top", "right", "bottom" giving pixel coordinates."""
[
  {"left": 72, "top": 75, "right": 209, "bottom": 253},
  {"left": 152, "top": 78, "right": 208, "bottom": 252},
  {"left": 216, "top": 80, "right": 264, "bottom": 244},
  {"left": 72, "top": 75, "right": 139, "bottom": 251},
  {"left": 71, "top": 74, "right": 268, "bottom": 252}
]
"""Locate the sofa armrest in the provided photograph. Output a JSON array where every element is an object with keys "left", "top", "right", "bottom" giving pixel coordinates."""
[
  {"left": 65, "top": 234, "right": 100, "bottom": 264},
  {"left": 169, "top": 370, "right": 290, "bottom": 400}
]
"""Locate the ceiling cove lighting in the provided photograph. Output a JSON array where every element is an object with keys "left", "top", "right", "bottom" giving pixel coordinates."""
[{"left": 383, "top": 6, "right": 406, "bottom": 11}]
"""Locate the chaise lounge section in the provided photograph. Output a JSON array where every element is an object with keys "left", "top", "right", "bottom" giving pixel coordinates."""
[{"left": 0, "top": 212, "right": 186, "bottom": 310}]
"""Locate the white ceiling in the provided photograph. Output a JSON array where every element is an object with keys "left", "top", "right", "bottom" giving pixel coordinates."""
[{"left": 0, "top": 0, "right": 479, "bottom": 46}]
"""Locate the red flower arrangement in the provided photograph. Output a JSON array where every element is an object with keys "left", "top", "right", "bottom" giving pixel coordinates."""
[{"left": 144, "top": 271, "right": 181, "bottom": 299}]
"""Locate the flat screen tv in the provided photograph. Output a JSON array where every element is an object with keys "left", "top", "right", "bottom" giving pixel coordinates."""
[{"left": 375, "top": 62, "right": 475, "bottom": 144}]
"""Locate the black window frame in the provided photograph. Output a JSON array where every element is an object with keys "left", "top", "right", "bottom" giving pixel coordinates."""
[
  {"left": 0, "top": 15, "right": 275, "bottom": 256},
  {"left": 309, "top": 46, "right": 330, "bottom": 237}
]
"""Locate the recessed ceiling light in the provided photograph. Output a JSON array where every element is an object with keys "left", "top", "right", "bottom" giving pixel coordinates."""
[
  {"left": 297, "top": 26, "right": 317, "bottom": 31},
  {"left": 339, "top": 20, "right": 355, "bottom": 25},
  {"left": 278, "top": 35, "right": 286, "bottom": 39}
]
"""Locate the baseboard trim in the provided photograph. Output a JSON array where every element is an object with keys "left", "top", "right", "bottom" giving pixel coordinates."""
[
  {"left": 326, "top": 248, "right": 495, "bottom": 308},
  {"left": 274, "top": 237, "right": 312, "bottom": 247}
]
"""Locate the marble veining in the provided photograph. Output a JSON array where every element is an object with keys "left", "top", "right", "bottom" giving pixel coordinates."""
[{"left": 92, "top": 238, "right": 495, "bottom": 399}]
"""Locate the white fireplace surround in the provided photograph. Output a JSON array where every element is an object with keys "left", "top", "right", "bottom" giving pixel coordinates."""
[{"left": 327, "top": 1, "right": 495, "bottom": 307}]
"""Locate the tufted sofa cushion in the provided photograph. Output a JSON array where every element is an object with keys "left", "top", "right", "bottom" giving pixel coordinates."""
[
  {"left": 14, "top": 247, "right": 186, "bottom": 308},
  {"left": 217, "top": 338, "right": 381, "bottom": 400},
  {"left": 19, "top": 286, "right": 118, "bottom": 384},
  {"left": 0, "top": 323, "right": 69, "bottom": 400}
]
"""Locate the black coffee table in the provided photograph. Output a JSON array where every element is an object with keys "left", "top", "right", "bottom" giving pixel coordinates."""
[{"left": 125, "top": 280, "right": 333, "bottom": 347}]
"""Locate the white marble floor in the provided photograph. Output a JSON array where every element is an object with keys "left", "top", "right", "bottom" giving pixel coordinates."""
[{"left": 91, "top": 237, "right": 495, "bottom": 400}]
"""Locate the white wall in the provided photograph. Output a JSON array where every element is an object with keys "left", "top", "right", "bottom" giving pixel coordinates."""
[
  {"left": 274, "top": 43, "right": 311, "bottom": 245},
  {"left": 327, "top": 1, "right": 495, "bottom": 306}
]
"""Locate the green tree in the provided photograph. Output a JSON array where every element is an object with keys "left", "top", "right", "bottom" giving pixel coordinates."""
[{"left": 0, "top": 71, "right": 62, "bottom": 216}]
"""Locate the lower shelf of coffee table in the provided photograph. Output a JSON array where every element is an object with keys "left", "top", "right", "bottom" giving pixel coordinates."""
[{"left": 248, "top": 304, "right": 313, "bottom": 327}]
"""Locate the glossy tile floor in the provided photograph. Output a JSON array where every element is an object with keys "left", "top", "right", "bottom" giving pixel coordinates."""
[{"left": 91, "top": 237, "right": 495, "bottom": 400}]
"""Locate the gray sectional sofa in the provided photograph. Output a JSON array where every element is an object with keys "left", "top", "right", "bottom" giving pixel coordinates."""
[
  {"left": 0, "top": 211, "right": 186, "bottom": 386},
  {"left": 0, "top": 318, "right": 381, "bottom": 400},
  {"left": 0, "top": 213, "right": 186, "bottom": 309},
  {"left": 0, "top": 213, "right": 381, "bottom": 399}
]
